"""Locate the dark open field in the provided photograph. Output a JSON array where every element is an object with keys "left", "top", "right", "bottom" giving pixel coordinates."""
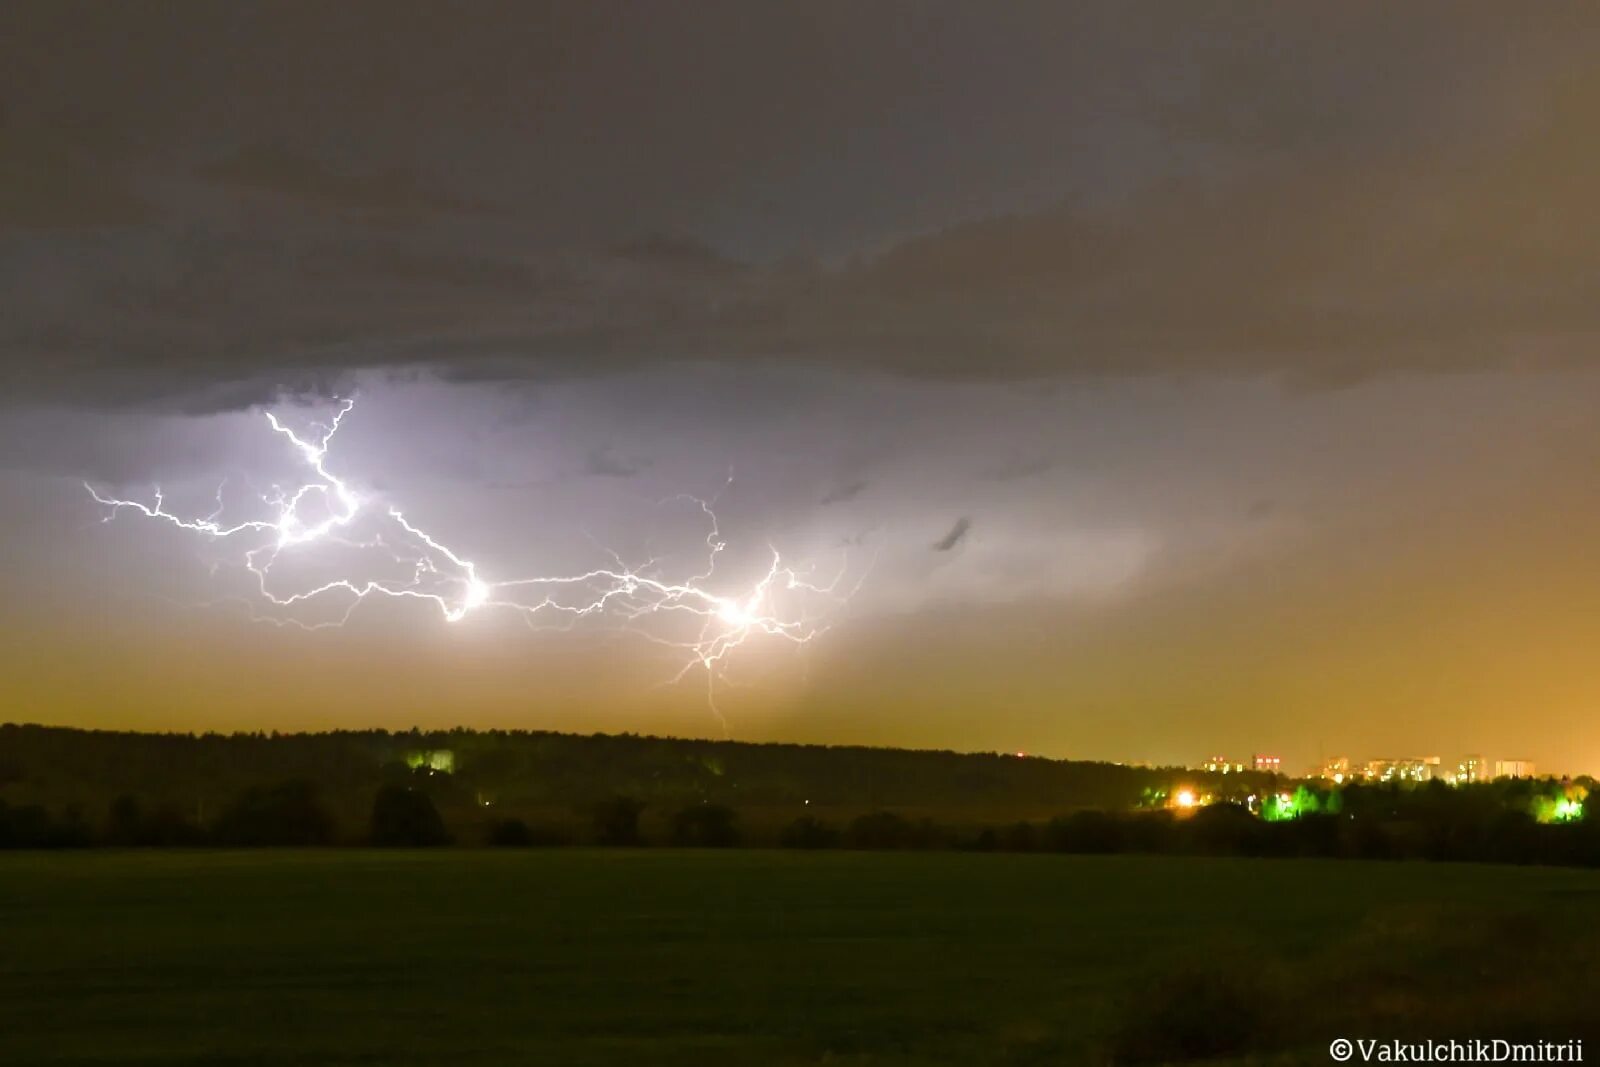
[{"left": 2, "top": 851, "right": 1597, "bottom": 1066}]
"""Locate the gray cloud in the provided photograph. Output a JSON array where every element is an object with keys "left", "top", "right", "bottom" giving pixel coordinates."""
[
  {"left": 932, "top": 517, "right": 972, "bottom": 553},
  {"left": 582, "top": 444, "right": 650, "bottom": 480},
  {"left": 819, "top": 479, "right": 870, "bottom": 506},
  {"left": 5, "top": 3, "right": 1600, "bottom": 411},
  {"left": 981, "top": 455, "right": 1053, "bottom": 483},
  {"left": 196, "top": 144, "right": 488, "bottom": 223}
]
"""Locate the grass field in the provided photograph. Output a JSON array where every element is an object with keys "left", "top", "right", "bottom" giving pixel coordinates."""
[{"left": 2, "top": 851, "right": 1597, "bottom": 1066}]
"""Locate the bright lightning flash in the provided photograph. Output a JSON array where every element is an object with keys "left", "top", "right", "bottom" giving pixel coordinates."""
[
  {"left": 85, "top": 400, "right": 856, "bottom": 701},
  {"left": 717, "top": 596, "right": 759, "bottom": 627}
]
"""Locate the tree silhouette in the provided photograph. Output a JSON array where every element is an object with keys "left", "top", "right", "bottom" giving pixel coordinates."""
[{"left": 369, "top": 785, "right": 451, "bottom": 846}]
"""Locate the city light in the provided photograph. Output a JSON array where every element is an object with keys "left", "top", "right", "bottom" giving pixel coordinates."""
[
  {"left": 1259, "top": 785, "right": 1339, "bottom": 822},
  {"left": 1532, "top": 786, "right": 1587, "bottom": 824}
]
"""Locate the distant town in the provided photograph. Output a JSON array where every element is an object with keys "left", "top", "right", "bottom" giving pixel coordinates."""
[{"left": 1198, "top": 753, "right": 1539, "bottom": 784}]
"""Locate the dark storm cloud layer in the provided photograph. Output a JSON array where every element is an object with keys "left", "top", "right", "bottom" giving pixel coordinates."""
[{"left": 6, "top": 2, "right": 1600, "bottom": 410}]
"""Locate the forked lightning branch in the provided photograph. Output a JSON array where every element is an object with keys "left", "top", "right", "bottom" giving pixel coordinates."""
[{"left": 85, "top": 400, "right": 855, "bottom": 691}]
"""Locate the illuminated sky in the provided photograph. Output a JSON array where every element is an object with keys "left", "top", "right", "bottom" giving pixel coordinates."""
[{"left": 4, "top": 3, "right": 1600, "bottom": 772}]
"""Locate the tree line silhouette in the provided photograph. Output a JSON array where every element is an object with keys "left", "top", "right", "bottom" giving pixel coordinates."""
[{"left": 2, "top": 724, "right": 1595, "bottom": 866}]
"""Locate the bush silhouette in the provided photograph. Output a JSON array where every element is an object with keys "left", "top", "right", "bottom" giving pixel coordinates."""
[
  {"left": 487, "top": 817, "right": 533, "bottom": 846},
  {"left": 670, "top": 803, "right": 741, "bottom": 847},
  {"left": 213, "top": 780, "right": 335, "bottom": 846},
  {"left": 487, "top": 817, "right": 575, "bottom": 847},
  {"left": 1184, "top": 803, "right": 1267, "bottom": 856},
  {"left": 369, "top": 785, "right": 451, "bottom": 846},
  {"left": 846, "top": 810, "right": 915, "bottom": 849},
  {"left": 1109, "top": 964, "right": 1282, "bottom": 1063},
  {"left": 591, "top": 795, "right": 647, "bottom": 846},
  {"left": 1001, "top": 821, "right": 1040, "bottom": 852},
  {"left": 145, "top": 807, "right": 205, "bottom": 846},
  {"left": 1047, "top": 810, "right": 1124, "bottom": 853},
  {"left": 106, "top": 794, "right": 144, "bottom": 846},
  {"left": 1282, "top": 812, "right": 1342, "bottom": 857},
  {"left": 0, "top": 800, "right": 90, "bottom": 848},
  {"left": 779, "top": 815, "right": 841, "bottom": 849},
  {"left": 106, "top": 794, "right": 205, "bottom": 846}
]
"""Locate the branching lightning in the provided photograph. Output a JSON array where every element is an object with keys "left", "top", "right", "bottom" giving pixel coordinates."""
[{"left": 85, "top": 400, "right": 858, "bottom": 718}]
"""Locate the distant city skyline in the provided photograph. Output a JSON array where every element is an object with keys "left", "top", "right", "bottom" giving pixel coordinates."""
[{"left": 1194, "top": 751, "right": 1550, "bottom": 783}]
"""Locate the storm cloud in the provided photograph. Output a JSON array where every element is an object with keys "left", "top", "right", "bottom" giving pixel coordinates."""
[{"left": 7, "top": 3, "right": 1600, "bottom": 410}]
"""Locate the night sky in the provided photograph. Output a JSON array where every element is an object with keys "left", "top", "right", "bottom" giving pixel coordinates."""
[{"left": 4, "top": 3, "right": 1600, "bottom": 773}]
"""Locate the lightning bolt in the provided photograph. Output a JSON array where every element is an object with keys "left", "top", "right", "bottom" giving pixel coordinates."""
[{"left": 85, "top": 399, "right": 861, "bottom": 720}]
